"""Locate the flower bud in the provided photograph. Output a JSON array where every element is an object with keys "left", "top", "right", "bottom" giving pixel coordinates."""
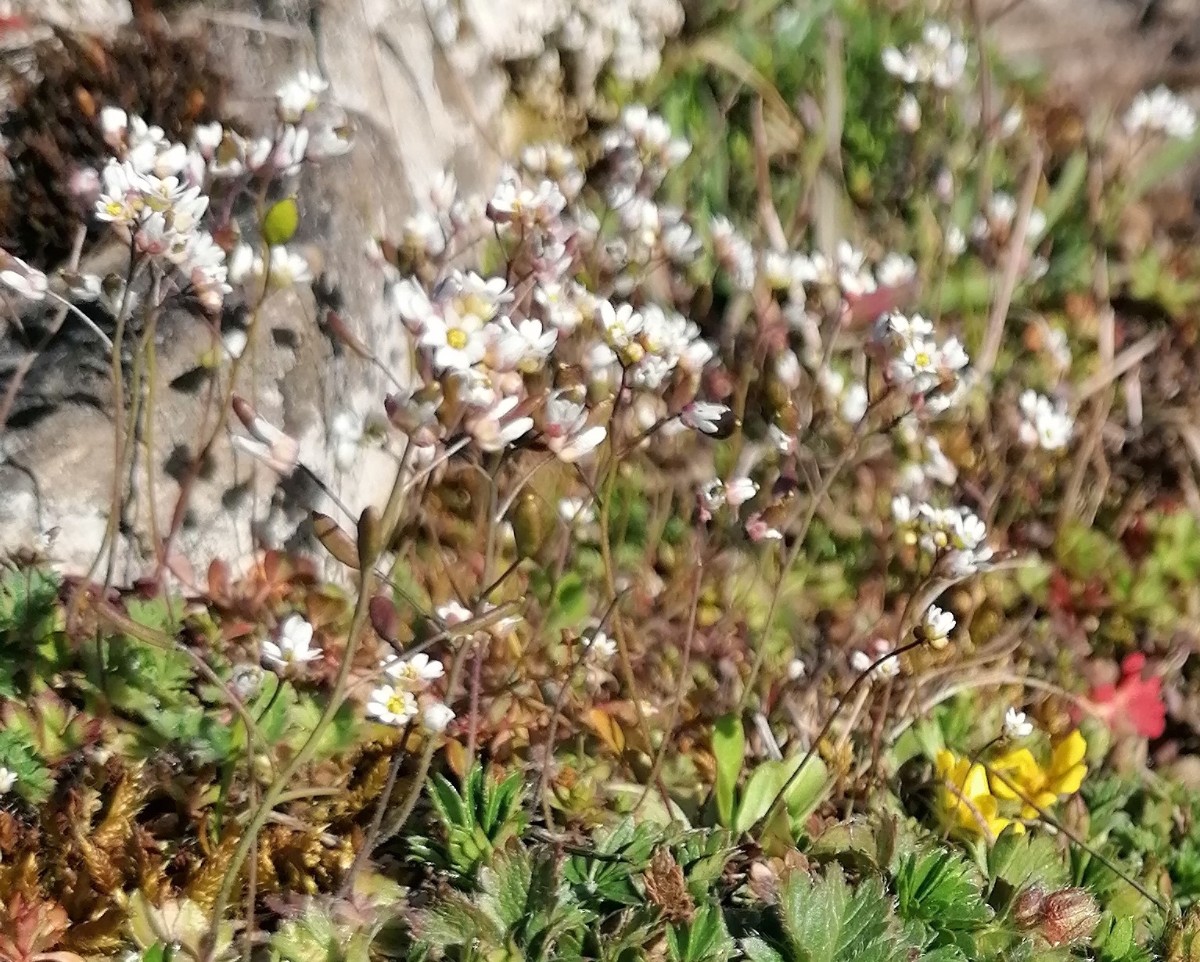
[
  {"left": 1012, "top": 886, "right": 1045, "bottom": 928},
  {"left": 1039, "top": 887, "right": 1100, "bottom": 948}
]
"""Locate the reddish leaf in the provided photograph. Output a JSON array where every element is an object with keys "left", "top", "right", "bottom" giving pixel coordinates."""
[{"left": 1087, "top": 653, "right": 1166, "bottom": 739}]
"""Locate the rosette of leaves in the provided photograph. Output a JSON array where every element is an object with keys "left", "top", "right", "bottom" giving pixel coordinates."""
[{"left": 408, "top": 767, "right": 529, "bottom": 883}]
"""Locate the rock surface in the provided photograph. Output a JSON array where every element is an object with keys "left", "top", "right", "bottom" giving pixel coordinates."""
[{"left": 0, "top": 0, "right": 687, "bottom": 578}]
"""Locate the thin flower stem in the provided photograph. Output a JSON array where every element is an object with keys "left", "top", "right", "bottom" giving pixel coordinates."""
[
  {"left": 979, "top": 758, "right": 1166, "bottom": 912},
  {"left": 337, "top": 723, "right": 412, "bottom": 896},
  {"left": 202, "top": 553, "right": 377, "bottom": 961},
  {"left": 597, "top": 447, "right": 670, "bottom": 806},
  {"left": 752, "top": 639, "right": 924, "bottom": 835},
  {"left": 635, "top": 561, "right": 703, "bottom": 815}
]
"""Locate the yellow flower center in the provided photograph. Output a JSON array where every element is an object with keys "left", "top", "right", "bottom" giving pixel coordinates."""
[
  {"left": 447, "top": 328, "right": 469, "bottom": 350},
  {"left": 386, "top": 694, "right": 408, "bottom": 715},
  {"left": 915, "top": 351, "right": 932, "bottom": 367}
]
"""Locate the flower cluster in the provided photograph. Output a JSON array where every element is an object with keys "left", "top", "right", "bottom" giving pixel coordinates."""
[
  {"left": 93, "top": 109, "right": 229, "bottom": 312},
  {"left": 881, "top": 22, "right": 968, "bottom": 90},
  {"left": 935, "top": 730, "right": 1088, "bottom": 841},
  {"left": 1124, "top": 85, "right": 1198, "bottom": 141},
  {"left": 380, "top": 107, "right": 721, "bottom": 472},
  {"left": 1017, "top": 390, "right": 1073, "bottom": 451},
  {"left": 892, "top": 495, "right": 993, "bottom": 575},
  {"left": 367, "top": 652, "right": 454, "bottom": 733}
]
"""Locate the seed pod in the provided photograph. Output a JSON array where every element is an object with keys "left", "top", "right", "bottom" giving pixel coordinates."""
[
  {"left": 1040, "top": 887, "right": 1101, "bottom": 948},
  {"left": 509, "top": 491, "right": 544, "bottom": 561},
  {"left": 357, "top": 506, "right": 383, "bottom": 569}
]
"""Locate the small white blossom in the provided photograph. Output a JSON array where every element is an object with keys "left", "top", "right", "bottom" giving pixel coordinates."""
[
  {"left": 680, "top": 401, "right": 732, "bottom": 435},
  {"left": 1004, "top": 707, "right": 1034, "bottom": 740},
  {"left": 421, "top": 701, "right": 456, "bottom": 733},
  {"left": 0, "top": 768, "right": 15, "bottom": 794},
  {"left": 583, "top": 630, "right": 618, "bottom": 662},
  {"left": 366, "top": 682, "right": 418, "bottom": 726},
  {"left": 1018, "top": 390, "right": 1073, "bottom": 451},
  {"left": 262, "top": 614, "right": 322, "bottom": 670},
  {"left": 544, "top": 391, "right": 606, "bottom": 462},
  {"left": 384, "top": 652, "right": 446, "bottom": 690},
  {"left": 276, "top": 69, "right": 329, "bottom": 122},
  {"left": 920, "top": 604, "right": 956, "bottom": 649}
]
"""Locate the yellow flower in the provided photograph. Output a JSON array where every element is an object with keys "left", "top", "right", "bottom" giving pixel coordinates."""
[
  {"left": 935, "top": 749, "right": 1023, "bottom": 841},
  {"left": 989, "top": 729, "right": 1088, "bottom": 818}
]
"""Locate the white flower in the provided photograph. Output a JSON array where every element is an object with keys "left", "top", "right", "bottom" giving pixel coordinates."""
[
  {"left": 421, "top": 305, "right": 487, "bottom": 372},
  {"left": 787, "top": 658, "right": 807, "bottom": 681},
  {"left": 1018, "top": 390, "right": 1073, "bottom": 451},
  {"left": 596, "top": 299, "right": 644, "bottom": 351},
  {"left": 489, "top": 316, "right": 557, "bottom": 373},
  {"left": 384, "top": 652, "right": 445, "bottom": 690},
  {"left": 421, "top": 701, "right": 456, "bottom": 733},
  {"left": 725, "top": 477, "right": 758, "bottom": 507},
  {"left": 544, "top": 390, "right": 606, "bottom": 462},
  {"left": 94, "top": 159, "right": 145, "bottom": 225},
  {"left": 437, "top": 600, "right": 473, "bottom": 626},
  {"left": 1125, "top": 85, "right": 1197, "bottom": 140},
  {"left": 920, "top": 604, "right": 955, "bottom": 649},
  {"left": 881, "top": 21, "right": 967, "bottom": 89},
  {"left": 852, "top": 640, "right": 901, "bottom": 679},
  {"left": 276, "top": 69, "right": 329, "bottom": 122},
  {"left": 0, "top": 767, "right": 15, "bottom": 794},
  {"left": 366, "top": 682, "right": 418, "bottom": 726},
  {"left": 559, "top": 497, "right": 597, "bottom": 533},
  {"left": 1003, "top": 707, "right": 1034, "bottom": 740},
  {"left": 262, "top": 614, "right": 321, "bottom": 670},
  {"left": 467, "top": 395, "right": 533, "bottom": 452},
  {"left": 583, "top": 630, "right": 618, "bottom": 662},
  {"left": 680, "top": 400, "right": 732, "bottom": 435},
  {"left": 841, "top": 384, "right": 869, "bottom": 424}
]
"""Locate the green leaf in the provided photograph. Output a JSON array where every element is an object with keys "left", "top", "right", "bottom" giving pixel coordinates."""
[
  {"left": 734, "top": 754, "right": 827, "bottom": 835},
  {"left": 712, "top": 713, "right": 744, "bottom": 828},
  {"left": 546, "top": 573, "right": 590, "bottom": 632},
  {"left": 262, "top": 197, "right": 300, "bottom": 246},
  {"left": 740, "top": 936, "right": 786, "bottom": 962}
]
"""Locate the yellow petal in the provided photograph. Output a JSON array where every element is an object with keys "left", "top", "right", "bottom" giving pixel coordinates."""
[
  {"left": 1052, "top": 730, "right": 1087, "bottom": 773},
  {"left": 935, "top": 749, "right": 958, "bottom": 779},
  {"left": 989, "top": 748, "right": 1039, "bottom": 799},
  {"left": 1052, "top": 763, "right": 1088, "bottom": 797}
]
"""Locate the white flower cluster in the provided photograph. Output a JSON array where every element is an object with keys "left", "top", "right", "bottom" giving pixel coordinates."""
[
  {"left": 94, "top": 109, "right": 229, "bottom": 312},
  {"left": 892, "top": 495, "right": 993, "bottom": 574},
  {"left": 1124, "top": 85, "right": 1198, "bottom": 141},
  {"left": 1018, "top": 389, "right": 1073, "bottom": 451},
  {"left": 881, "top": 22, "right": 968, "bottom": 90},
  {"left": 381, "top": 108, "right": 721, "bottom": 469},
  {"left": 367, "top": 652, "right": 454, "bottom": 732}
]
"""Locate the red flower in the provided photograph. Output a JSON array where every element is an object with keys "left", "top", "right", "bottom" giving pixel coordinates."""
[{"left": 1087, "top": 653, "right": 1166, "bottom": 739}]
